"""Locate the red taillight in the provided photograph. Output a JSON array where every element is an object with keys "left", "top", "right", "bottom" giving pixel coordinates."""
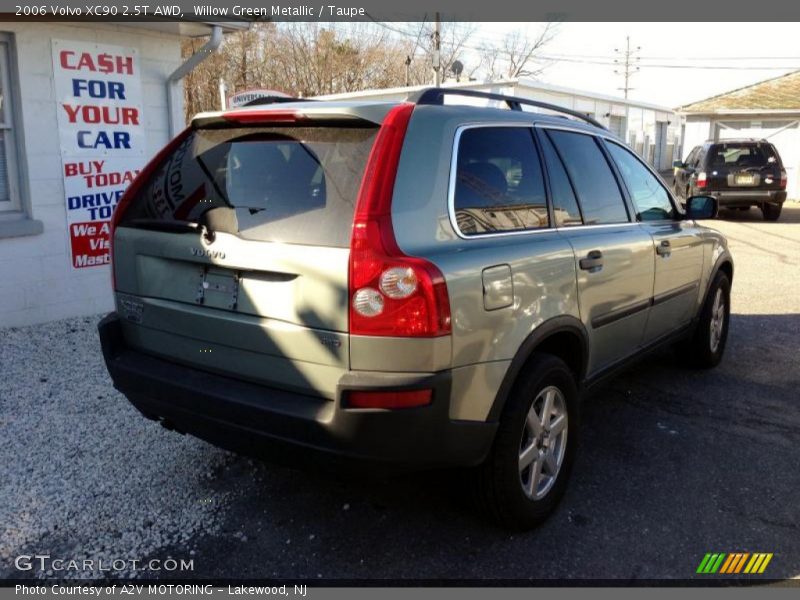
[
  {"left": 696, "top": 171, "right": 707, "bottom": 189},
  {"left": 109, "top": 127, "right": 193, "bottom": 290},
  {"left": 347, "top": 389, "right": 432, "bottom": 409},
  {"left": 348, "top": 103, "right": 451, "bottom": 337},
  {"left": 780, "top": 170, "right": 788, "bottom": 189}
]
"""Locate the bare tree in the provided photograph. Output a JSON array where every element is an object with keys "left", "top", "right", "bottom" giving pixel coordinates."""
[
  {"left": 481, "top": 23, "right": 559, "bottom": 81},
  {"left": 264, "top": 23, "right": 408, "bottom": 97},
  {"left": 180, "top": 22, "right": 561, "bottom": 122}
]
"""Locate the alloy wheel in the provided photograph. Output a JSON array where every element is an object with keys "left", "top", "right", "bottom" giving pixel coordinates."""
[
  {"left": 709, "top": 288, "right": 726, "bottom": 353},
  {"left": 518, "top": 386, "right": 568, "bottom": 500}
]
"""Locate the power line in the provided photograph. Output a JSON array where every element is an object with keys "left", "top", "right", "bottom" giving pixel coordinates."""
[
  {"left": 361, "top": 20, "right": 800, "bottom": 73},
  {"left": 537, "top": 55, "right": 800, "bottom": 70}
]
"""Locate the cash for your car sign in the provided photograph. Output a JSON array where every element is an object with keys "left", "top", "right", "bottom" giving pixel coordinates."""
[{"left": 52, "top": 39, "right": 146, "bottom": 268}]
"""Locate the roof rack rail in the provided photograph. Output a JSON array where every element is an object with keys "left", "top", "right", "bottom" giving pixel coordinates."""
[
  {"left": 242, "top": 96, "right": 316, "bottom": 107},
  {"left": 408, "top": 87, "right": 607, "bottom": 130}
]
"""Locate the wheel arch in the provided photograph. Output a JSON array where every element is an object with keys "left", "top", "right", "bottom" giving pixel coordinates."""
[
  {"left": 487, "top": 316, "right": 588, "bottom": 422},
  {"left": 699, "top": 254, "right": 734, "bottom": 315}
]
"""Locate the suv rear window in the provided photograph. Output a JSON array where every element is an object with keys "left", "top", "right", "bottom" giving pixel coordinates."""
[
  {"left": 707, "top": 143, "right": 779, "bottom": 168},
  {"left": 119, "top": 125, "right": 378, "bottom": 247}
]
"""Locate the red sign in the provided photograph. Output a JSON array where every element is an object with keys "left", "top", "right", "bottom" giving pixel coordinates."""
[{"left": 69, "top": 221, "right": 111, "bottom": 268}]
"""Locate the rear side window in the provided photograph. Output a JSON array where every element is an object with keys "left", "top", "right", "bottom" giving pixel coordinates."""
[
  {"left": 685, "top": 147, "right": 700, "bottom": 166},
  {"left": 606, "top": 142, "right": 676, "bottom": 221},
  {"left": 119, "top": 125, "right": 378, "bottom": 247},
  {"left": 453, "top": 127, "right": 548, "bottom": 236},
  {"left": 546, "top": 130, "right": 629, "bottom": 225},
  {"left": 538, "top": 131, "right": 582, "bottom": 226},
  {"left": 706, "top": 142, "right": 779, "bottom": 168}
]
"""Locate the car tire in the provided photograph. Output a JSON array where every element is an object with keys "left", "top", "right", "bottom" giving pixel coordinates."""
[
  {"left": 681, "top": 271, "right": 731, "bottom": 369},
  {"left": 762, "top": 203, "right": 782, "bottom": 221},
  {"left": 474, "top": 353, "right": 578, "bottom": 530}
]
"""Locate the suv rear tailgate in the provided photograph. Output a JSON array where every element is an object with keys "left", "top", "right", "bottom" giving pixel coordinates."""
[
  {"left": 705, "top": 141, "right": 783, "bottom": 191},
  {"left": 112, "top": 118, "right": 380, "bottom": 399},
  {"left": 114, "top": 229, "right": 349, "bottom": 398}
]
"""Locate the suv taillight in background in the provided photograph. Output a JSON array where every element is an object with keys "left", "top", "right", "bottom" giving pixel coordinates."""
[
  {"left": 348, "top": 103, "right": 452, "bottom": 338},
  {"left": 780, "top": 169, "right": 788, "bottom": 189},
  {"left": 696, "top": 171, "right": 708, "bottom": 189}
]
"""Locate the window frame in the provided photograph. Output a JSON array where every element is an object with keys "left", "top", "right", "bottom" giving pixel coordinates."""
[
  {"left": 602, "top": 138, "right": 680, "bottom": 222},
  {"left": 0, "top": 32, "right": 40, "bottom": 238},
  {"left": 536, "top": 124, "right": 635, "bottom": 228},
  {"left": 447, "top": 122, "right": 553, "bottom": 240}
]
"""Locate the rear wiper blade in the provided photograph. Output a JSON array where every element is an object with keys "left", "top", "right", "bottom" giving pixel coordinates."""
[{"left": 124, "top": 218, "right": 201, "bottom": 233}]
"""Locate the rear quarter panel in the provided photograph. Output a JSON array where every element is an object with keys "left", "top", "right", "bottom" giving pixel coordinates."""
[{"left": 387, "top": 106, "right": 580, "bottom": 421}]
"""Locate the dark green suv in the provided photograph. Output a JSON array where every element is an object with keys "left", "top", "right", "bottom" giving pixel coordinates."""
[{"left": 673, "top": 139, "right": 787, "bottom": 221}]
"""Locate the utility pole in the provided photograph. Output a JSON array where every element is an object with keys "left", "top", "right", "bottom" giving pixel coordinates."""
[
  {"left": 432, "top": 13, "right": 441, "bottom": 86},
  {"left": 218, "top": 78, "right": 226, "bottom": 110},
  {"left": 614, "top": 36, "right": 640, "bottom": 99},
  {"left": 405, "top": 55, "right": 412, "bottom": 87}
]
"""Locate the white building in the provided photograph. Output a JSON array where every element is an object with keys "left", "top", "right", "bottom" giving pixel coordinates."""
[
  {"left": 679, "top": 71, "right": 800, "bottom": 199},
  {"left": 317, "top": 78, "right": 683, "bottom": 170},
  {"left": 0, "top": 21, "right": 245, "bottom": 327}
]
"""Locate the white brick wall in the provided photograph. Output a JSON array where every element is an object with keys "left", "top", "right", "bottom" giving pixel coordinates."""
[{"left": 0, "top": 24, "right": 184, "bottom": 327}]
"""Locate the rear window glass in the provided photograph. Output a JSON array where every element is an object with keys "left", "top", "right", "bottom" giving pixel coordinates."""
[
  {"left": 707, "top": 143, "right": 778, "bottom": 168},
  {"left": 119, "top": 125, "right": 378, "bottom": 247}
]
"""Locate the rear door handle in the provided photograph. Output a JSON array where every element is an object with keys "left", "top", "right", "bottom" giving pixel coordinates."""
[
  {"left": 656, "top": 240, "right": 672, "bottom": 257},
  {"left": 579, "top": 250, "right": 603, "bottom": 272}
]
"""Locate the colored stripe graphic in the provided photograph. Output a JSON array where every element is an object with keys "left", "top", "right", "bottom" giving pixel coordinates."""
[
  {"left": 698, "top": 552, "right": 773, "bottom": 575},
  {"left": 697, "top": 553, "right": 727, "bottom": 573}
]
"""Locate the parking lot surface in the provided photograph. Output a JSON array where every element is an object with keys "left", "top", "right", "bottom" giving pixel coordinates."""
[{"left": 2, "top": 205, "right": 799, "bottom": 582}]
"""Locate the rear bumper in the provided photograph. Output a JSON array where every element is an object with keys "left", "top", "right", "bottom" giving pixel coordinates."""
[
  {"left": 98, "top": 313, "right": 495, "bottom": 469},
  {"left": 707, "top": 189, "right": 787, "bottom": 207}
]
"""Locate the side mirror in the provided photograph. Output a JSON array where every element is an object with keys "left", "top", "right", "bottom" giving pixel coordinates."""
[
  {"left": 686, "top": 195, "right": 718, "bottom": 220},
  {"left": 672, "top": 160, "right": 685, "bottom": 169}
]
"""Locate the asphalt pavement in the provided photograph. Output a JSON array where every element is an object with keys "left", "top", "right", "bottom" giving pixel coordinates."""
[{"left": 2, "top": 205, "right": 799, "bottom": 582}]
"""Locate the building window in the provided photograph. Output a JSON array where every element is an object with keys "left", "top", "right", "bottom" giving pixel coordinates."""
[
  {"left": 0, "top": 39, "right": 19, "bottom": 214},
  {"left": 0, "top": 33, "right": 39, "bottom": 238}
]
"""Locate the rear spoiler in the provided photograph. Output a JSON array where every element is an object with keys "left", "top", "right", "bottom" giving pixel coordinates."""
[{"left": 192, "top": 106, "right": 389, "bottom": 129}]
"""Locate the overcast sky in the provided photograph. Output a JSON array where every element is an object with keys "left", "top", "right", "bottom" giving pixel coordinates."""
[{"left": 470, "top": 22, "right": 800, "bottom": 108}]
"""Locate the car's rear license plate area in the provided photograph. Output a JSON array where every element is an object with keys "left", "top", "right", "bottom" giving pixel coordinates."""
[
  {"left": 734, "top": 173, "right": 756, "bottom": 185},
  {"left": 195, "top": 267, "right": 240, "bottom": 310}
]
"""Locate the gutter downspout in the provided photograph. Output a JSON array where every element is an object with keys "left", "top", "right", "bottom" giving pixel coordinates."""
[{"left": 166, "top": 25, "right": 223, "bottom": 136}]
